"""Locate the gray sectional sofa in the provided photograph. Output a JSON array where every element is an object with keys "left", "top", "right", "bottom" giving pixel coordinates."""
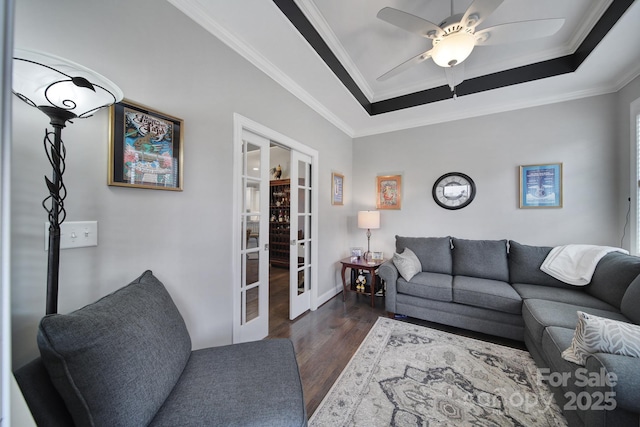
[
  {"left": 14, "top": 270, "right": 308, "bottom": 427},
  {"left": 378, "top": 236, "right": 640, "bottom": 427}
]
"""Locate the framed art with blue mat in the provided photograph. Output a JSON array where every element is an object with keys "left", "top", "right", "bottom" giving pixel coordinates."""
[{"left": 519, "top": 163, "right": 562, "bottom": 208}]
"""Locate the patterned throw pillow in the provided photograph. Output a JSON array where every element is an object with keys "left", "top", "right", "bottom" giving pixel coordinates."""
[
  {"left": 393, "top": 248, "right": 422, "bottom": 282},
  {"left": 562, "top": 311, "right": 640, "bottom": 366}
]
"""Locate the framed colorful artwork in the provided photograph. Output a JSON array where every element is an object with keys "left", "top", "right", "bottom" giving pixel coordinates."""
[
  {"left": 376, "top": 175, "right": 402, "bottom": 210},
  {"left": 519, "top": 163, "right": 562, "bottom": 208},
  {"left": 332, "top": 172, "right": 344, "bottom": 205},
  {"left": 108, "top": 99, "right": 183, "bottom": 191}
]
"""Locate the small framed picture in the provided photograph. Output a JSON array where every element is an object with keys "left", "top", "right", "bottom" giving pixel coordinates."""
[
  {"left": 371, "top": 251, "right": 384, "bottom": 261},
  {"left": 350, "top": 247, "right": 363, "bottom": 258},
  {"left": 376, "top": 175, "right": 402, "bottom": 210},
  {"left": 332, "top": 172, "right": 344, "bottom": 205},
  {"left": 519, "top": 163, "right": 563, "bottom": 208},
  {"left": 108, "top": 99, "right": 184, "bottom": 191}
]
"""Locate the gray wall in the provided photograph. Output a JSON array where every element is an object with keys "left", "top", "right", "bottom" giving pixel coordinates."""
[
  {"left": 351, "top": 94, "right": 624, "bottom": 257},
  {"left": 11, "top": 0, "right": 352, "bottom": 366}
]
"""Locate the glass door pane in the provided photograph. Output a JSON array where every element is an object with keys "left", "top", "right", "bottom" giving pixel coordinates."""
[
  {"left": 289, "top": 152, "right": 312, "bottom": 319},
  {"left": 236, "top": 130, "right": 269, "bottom": 341}
]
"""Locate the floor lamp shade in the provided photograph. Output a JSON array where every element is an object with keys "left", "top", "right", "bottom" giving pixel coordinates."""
[
  {"left": 12, "top": 49, "right": 123, "bottom": 314},
  {"left": 12, "top": 49, "right": 123, "bottom": 120}
]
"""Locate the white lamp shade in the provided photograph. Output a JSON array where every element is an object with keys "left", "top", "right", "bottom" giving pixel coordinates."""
[
  {"left": 358, "top": 211, "right": 380, "bottom": 229},
  {"left": 12, "top": 49, "right": 123, "bottom": 119},
  {"left": 431, "top": 32, "right": 475, "bottom": 68}
]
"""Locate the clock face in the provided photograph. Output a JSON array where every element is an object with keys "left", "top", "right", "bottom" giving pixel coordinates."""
[{"left": 432, "top": 172, "right": 476, "bottom": 210}]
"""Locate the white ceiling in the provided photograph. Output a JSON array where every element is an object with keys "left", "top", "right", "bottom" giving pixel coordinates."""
[{"left": 168, "top": 0, "right": 640, "bottom": 138}]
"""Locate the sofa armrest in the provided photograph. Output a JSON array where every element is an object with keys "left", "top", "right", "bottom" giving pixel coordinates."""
[
  {"left": 586, "top": 352, "right": 640, "bottom": 413},
  {"left": 378, "top": 260, "right": 398, "bottom": 313}
]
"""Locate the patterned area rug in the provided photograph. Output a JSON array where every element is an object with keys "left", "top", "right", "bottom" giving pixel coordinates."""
[{"left": 309, "top": 317, "right": 567, "bottom": 427}]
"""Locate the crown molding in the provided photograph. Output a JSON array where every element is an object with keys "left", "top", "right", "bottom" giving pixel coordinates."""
[{"left": 167, "top": 0, "right": 355, "bottom": 137}]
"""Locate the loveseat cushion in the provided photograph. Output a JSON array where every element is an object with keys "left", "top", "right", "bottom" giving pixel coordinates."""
[
  {"left": 37, "top": 270, "right": 192, "bottom": 427},
  {"left": 397, "top": 272, "right": 453, "bottom": 302},
  {"left": 452, "top": 238, "right": 509, "bottom": 282},
  {"left": 508, "top": 241, "right": 572, "bottom": 288},
  {"left": 587, "top": 251, "right": 640, "bottom": 309},
  {"left": 621, "top": 274, "right": 640, "bottom": 324},
  {"left": 512, "top": 283, "right": 616, "bottom": 311},
  {"left": 396, "top": 236, "right": 452, "bottom": 274},
  {"left": 452, "top": 276, "right": 522, "bottom": 314},
  {"left": 150, "top": 339, "right": 307, "bottom": 427}
]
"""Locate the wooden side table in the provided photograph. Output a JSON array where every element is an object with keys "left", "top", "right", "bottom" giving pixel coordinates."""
[{"left": 340, "top": 257, "right": 385, "bottom": 307}]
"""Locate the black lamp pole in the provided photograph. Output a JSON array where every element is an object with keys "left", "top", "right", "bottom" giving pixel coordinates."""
[{"left": 41, "top": 107, "right": 75, "bottom": 315}]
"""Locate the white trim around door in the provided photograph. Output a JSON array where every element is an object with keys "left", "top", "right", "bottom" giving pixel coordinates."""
[{"left": 232, "top": 114, "right": 319, "bottom": 343}]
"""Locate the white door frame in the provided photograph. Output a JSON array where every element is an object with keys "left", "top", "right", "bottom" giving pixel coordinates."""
[{"left": 232, "top": 114, "right": 319, "bottom": 342}]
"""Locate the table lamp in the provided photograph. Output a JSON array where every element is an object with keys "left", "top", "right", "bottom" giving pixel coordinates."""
[{"left": 358, "top": 210, "right": 380, "bottom": 262}]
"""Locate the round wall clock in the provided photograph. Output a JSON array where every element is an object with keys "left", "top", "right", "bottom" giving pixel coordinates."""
[{"left": 432, "top": 172, "right": 476, "bottom": 210}]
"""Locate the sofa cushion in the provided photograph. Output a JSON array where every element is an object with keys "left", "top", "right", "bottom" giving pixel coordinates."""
[
  {"left": 522, "top": 299, "right": 627, "bottom": 348},
  {"left": 508, "top": 241, "right": 573, "bottom": 288},
  {"left": 452, "top": 238, "right": 509, "bottom": 282},
  {"left": 512, "top": 283, "right": 616, "bottom": 311},
  {"left": 397, "top": 272, "right": 453, "bottom": 302},
  {"left": 541, "top": 326, "right": 590, "bottom": 397},
  {"left": 150, "top": 339, "right": 307, "bottom": 427},
  {"left": 587, "top": 251, "right": 640, "bottom": 309},
  {"left": 562, "top": 311, "right": 640, "bottom": 366},
  {"left": 452, "top": 276, "right": 522, "bottom": 314},
  {"left": 621, "top": 274, "right": 640, "bottom": 324},
  {"left": 37, "top": 270, "right": 192, "bottom": 427},
  {"left": 396, "top": 236, "right": 452, "bottom": 274},
  {"left": 393, "top": 248, "right": 422, "bottom": 281}
]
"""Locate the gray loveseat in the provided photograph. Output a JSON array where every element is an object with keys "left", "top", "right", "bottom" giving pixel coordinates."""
[
  {"left": 14, "top": 270, "right": 307, "bottom": 427},
  {"left": 378, "top": 236, "right": 640, "bottom": 427}
]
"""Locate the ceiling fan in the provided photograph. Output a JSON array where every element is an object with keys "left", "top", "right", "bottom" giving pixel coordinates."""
[{"left": 376, "top": 0, "right": 565, "bottom": 94}]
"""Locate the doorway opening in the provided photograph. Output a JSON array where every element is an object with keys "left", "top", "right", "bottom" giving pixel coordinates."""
[
  {"left": 265, "top": 143, "right": 292, "bottom": 334},
  {"left": 233, "top": 114, "right": 318, "bottom": 344}
]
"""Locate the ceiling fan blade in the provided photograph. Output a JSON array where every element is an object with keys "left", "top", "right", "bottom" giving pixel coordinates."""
[
  {"left": 461, "top": 0, "right": 503, "bottom": 29},
  {"left": 377, "top": 49, "right": 433, "bottom": 81},
  {"left": 475, "top": 18, "right": 565, "bottom": 46},
  {"left": 377, "top": 7, "right": 443, "bottom": 39}
]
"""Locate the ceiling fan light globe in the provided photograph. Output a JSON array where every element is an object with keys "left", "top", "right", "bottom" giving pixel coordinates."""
[{"left": 431, "top": 32, "right": 475, "bottom": 68}]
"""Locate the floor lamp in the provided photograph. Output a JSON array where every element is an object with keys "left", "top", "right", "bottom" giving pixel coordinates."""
[
  {"left": 357, "top": 210, "right": 380, "bottom": 262},
  {"left": 12, "top": 49, "right": 123, "bottom": 314}
]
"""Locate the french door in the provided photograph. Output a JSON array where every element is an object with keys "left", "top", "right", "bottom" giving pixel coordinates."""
[
  {"left": 289, "top": 151, "right": 312, "bottom": 319},
  {"left": 233, "top": 114, "right": 318, "bottom": 343},
  {"left": 235, "top": 129, "right": 270, "bottom": 342}
]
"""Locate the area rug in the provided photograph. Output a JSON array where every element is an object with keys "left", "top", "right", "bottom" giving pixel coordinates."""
[{"left": 309, "top": 317, "right": 566, "bottom": 427}]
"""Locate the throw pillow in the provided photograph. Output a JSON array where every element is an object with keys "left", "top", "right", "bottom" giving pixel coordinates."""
[
  {"left": 393, "top": 248, "right": 422, "bottom": 281},
  {"left": 561, "top": 311, "right": 640, "bottom": 366}
]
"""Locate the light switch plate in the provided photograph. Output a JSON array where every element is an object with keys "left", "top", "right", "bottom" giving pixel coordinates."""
[{"left": 45, "top": 221, "right": 98, "bottom": 250}]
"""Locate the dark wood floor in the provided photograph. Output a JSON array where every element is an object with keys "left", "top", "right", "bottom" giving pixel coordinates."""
[{"left": 266, "top": 265, "right": 525, "bottom": 418}]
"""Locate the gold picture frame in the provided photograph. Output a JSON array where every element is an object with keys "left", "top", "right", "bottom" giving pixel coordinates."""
[
  {"left": 376, "top": 175, "right": 402, "bottom": 210},
  {"left": 331, "top": 172, "right": 344, "bottom": 205},
  {"left": 108, "top": 99, "right": 184, "bottom": 191}
]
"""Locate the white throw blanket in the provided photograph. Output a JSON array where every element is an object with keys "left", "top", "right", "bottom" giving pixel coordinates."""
[{"left": 540, "top": 244, "right": 628, "bottom": 286}]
